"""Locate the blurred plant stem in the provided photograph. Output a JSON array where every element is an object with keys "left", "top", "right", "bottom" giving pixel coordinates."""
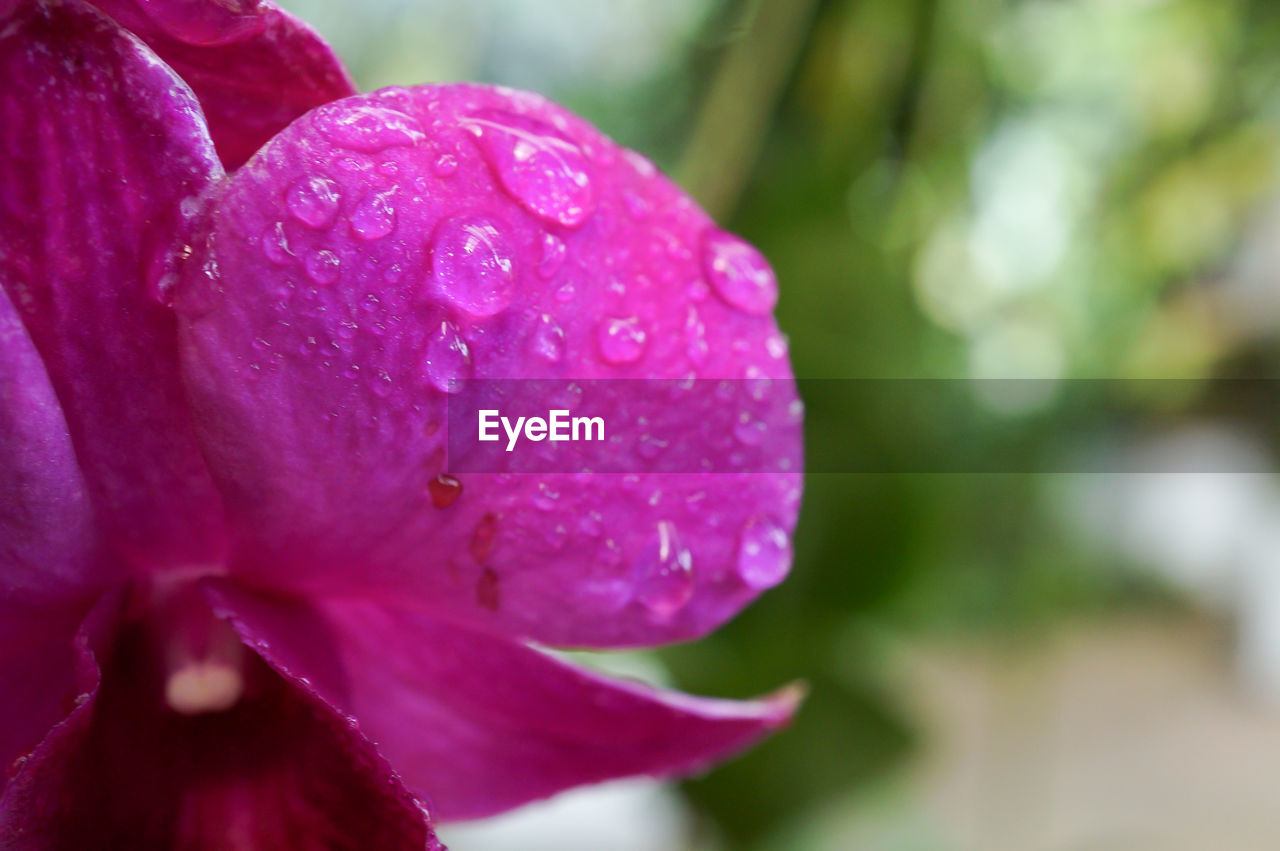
[{"left": 675, "top": 0, "right": 820, "bottom": 221}]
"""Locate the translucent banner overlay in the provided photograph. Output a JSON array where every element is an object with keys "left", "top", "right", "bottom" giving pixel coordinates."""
[{"left": 444, "top": 378, "right": 1280, "bottom": 474}]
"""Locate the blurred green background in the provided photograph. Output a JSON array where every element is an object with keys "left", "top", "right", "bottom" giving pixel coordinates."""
[{"left": 283, "top": 1, "right": 1280, "bottom": 848}]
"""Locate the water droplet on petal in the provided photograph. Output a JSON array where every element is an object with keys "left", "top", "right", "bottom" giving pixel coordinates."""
[
  {"left": 685, "top": 307, "right": 708, "bottom": 365},
  {"left": 428, "top": 474, "right": 462, "bottom": 508},
  {"left": 423, "top": 320, "right": 472, "bottom": 393},
  {"left": 622, "top": 189, "right": 650, "bottom": 219},
  {"left": 433, "top": 152, "right": 459, "bottom": 176},
  {"left": 635, "top": 521, "right": 694, "bottom": 616},
  {"left": 318, "top": 105, "right": 426, "bottom": 153},
  {"left": 430, "top": 215, "right": 516, "bottom": 317},
  {"left": 532, "top": 313, "right": 565, "bottom": 362},
  {"left": 554, "top": 282, "right": 576, "bottom": 303},
  {"left": 286, "top": 176, "right": 341, "bottom": 229},
  {"left": 350, "top": 189, "right": 397, "bottom": 240},
  {"left": 476, "top": 567, "right": 500, "bottom": 610},
  {"left": 733, "top": 414, "right": 768, "bottom": 446},
  {"left": 737, "top": 517, "right": 791, "bottom": 589},
  {"left": 261, "top": 221, "right": 293, "bottom": 265},
  {"left": 701, "top": 229, "right": 778, "bottom": 315},
  {"left": 596, "top": 317, "right": 647, "bottom": 365},
  {"left": 538, "top": 232, "right": 566, "bottom": 279},
  {"left": 470, "top": 513, "right": 498, "bottom": 562},
  {"left": 463, "top": 109, "right": 595, "bottom": 227},
  {"left": 304, "top": 249, "right": 340, "bottom": 285}
]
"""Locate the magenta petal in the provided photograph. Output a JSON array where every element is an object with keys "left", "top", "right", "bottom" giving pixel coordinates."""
[
  {"left": 0, "top": 282, "right": 112, "bottom": 603},
  {"left": 0, "top": 0, "right": 228, "bottom": 572},
  {"left": 0, "top": 588, "right": 441, "bottom": 850},
  {"left": 177, "top": 84, "right": 803, "bottom": 648},
  {"left": 206, "top": 581, "right": 800, "bottom": 820},
  {"left": 90, "top": 0, "right": 357, "bottom": 168},
  {"left": 0, "top": 283, "right": 118, "bottom": 786}
]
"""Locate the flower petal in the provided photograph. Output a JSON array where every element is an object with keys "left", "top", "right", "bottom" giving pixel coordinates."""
[
  {"left": 89, "top": 0, "right": 357, "bottom": 168},
  {"left": 0, "top": 0, "right": 228, "bottom": 572},
  {"left": 205, "top": 581, "right": 800, "bottom": 820},
  {"left": 0, "top": 282, "right": 119, "bottom": 787},
  {"left": 176, "top": 84, "right": 802, "bottom": 648},
  {"left": 0, "top": 587, "right": 441, "bottom": 849},
  {"left": 0, "top": 280, "right": 112, "bottom": 603}
]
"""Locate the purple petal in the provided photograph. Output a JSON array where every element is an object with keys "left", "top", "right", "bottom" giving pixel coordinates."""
[
  {"left": 0, "top": 280, "right": 112, "bottom": 603},
  {"left": 0, "top": 283, "right": 119, "bottom": 789},
  {"left": 206, "top": 581, "right": 800, "bottom": 820},
  {"left": 90, "top": 0, "right": 357, "bottom": 169},
  {"left": 0, "top": 0, "right": 229, "bottom": 573},
  {"left": 176, "top": 84, "right": 802, "bottom": 648},
  {"left": 0, "top": 587, "right": 441, "bottom": 849}
]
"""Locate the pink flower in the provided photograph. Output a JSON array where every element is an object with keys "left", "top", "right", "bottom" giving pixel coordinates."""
[{"left": 0, "top": 1, "right": 803, "bottom": 847}]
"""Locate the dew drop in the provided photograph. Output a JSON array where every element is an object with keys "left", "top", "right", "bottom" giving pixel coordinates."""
[
  {"left": 732, "top": 414, "right": 768, "bottom": 446},
  {"left": 596, "top": 317, "right": 647, "bottom": 365},
  {"left": 685, "top": 307, "right": 708, "bottom": 365},
  {"left": 701, "top": 229, "right": 778, "bottom": 315},
  {"left": 532, "top": 313, "right": 565, "bottom": 362},
  {"left": 622, "top": 189, "right": 650, "bottom": 219},
  {"left": 428, "top": 474, "right": 462, "bottom": 508},
  {"left": 422, "top": 320, "right": 472, "bottom": 393},
  {"left": 737, "top": 517, "right": 791, "bottom": 589},
  {"left": 470, "top": 513, "right": 498, "bottom": 562},
  {"left": 303, "top": 249, "right": 340, "bottom": 285},
  {"left": 538, "top": 232, "right": 567, "bottom": 279},
  {"left": 432, "top": 152, "right": 459, "bottom": 176},
  {"left": 350, "top": 189, "right": 396, "bottom": 240},
  {"left": 286, "top": 175, "right": 341, "bottom": 229},
  {"left": 430, "top": 215, "right": 516, "bottom": 317},
  {"left": 261, "top": 221, "right": 293, "bottom": 265},
  {"left": 318, "top": 105, "right": 426, "bottom": 153},
  {"left": 554, "top": 282, "right": 576, "bottom": 303},
  {"left": 462, "top": 109, "right": 595, "bottom": 228},
  {"left": 635, "top": 521, "right": 694, "bottom": 616},
  {"left": 476, "top": 567, "right": 500, "bottom": 611}
]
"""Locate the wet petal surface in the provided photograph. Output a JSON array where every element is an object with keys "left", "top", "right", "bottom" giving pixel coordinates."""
[
  {"left": 0, "top": 0, "right": 228, "bottom": 574},
  {"left": 176, "top": 83, "right": 802, "bottom": 648}
]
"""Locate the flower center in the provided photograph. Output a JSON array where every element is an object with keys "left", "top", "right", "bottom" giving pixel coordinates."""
[
  {"left": 145, "top": 579, "right": 248, "bottom": 716},
  {"left": 165, "top": 656, "right": 244, "bottom": 715}
]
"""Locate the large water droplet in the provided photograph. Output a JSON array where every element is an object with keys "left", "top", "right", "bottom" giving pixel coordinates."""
[
  {"left": 350, "top": 189, "right": 396, "bottom": 240},
  {"left": 462, "top": 110, "right": 595, "bottom": 228},
  {"left": 701, "top": 229, "right": 778, "bottom": 315},
  {"left": 635, "top": 521, "right": 694, "bottom": 616},
  {"left": 596, "top": 317, "right": 647, "bottom": 365},
  {"left": 532, "top": 313, "right": 565, "bottom": 362},
  {"left": 470, "top": 513, "right": 498, "bottom": 562},
  {"left": 261, "top": 222, "right": 293, "bottom": 265},
  {"left": 428, "top": 474, "right": 462, "bottom": 508},
  {"left": 318, "top": 105, "right": 426, "bottom": 153},
  {"left": 423, "top": 320, "right": 472, "bottom": 393},
  {"left": 737, "top": 517, "right": 791, "bottom": 589},
  {"left": 303, "top": 249, "right": 340, "bottom": 285},
  {"left": 430, "top": 215, "right": 515, "bottom": 318},
  {"left": 286, "top": 176, "right": 341, "bottom": 229}
]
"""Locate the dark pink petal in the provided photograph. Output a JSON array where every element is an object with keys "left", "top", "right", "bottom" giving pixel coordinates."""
[
  {"left": 0, "top": 587, "right": 441, "bottom": 849},
  {"left": 0, "top": 281, "right": 112, "bottom": 603},
  {"left": 0, "top": 0, "right": 228, "bottom": 573},
  {"left": 206, "top": 581, "right": 800, "bottom": 820},
  {"left": 176, "top": 84, "right": 802, "bottom": 648},
  {"left": 89, "top": 0, "right": 357, "bottom": 169},
  {"left": 0, "top": 284, "right": 120, "bottom": 788}
]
